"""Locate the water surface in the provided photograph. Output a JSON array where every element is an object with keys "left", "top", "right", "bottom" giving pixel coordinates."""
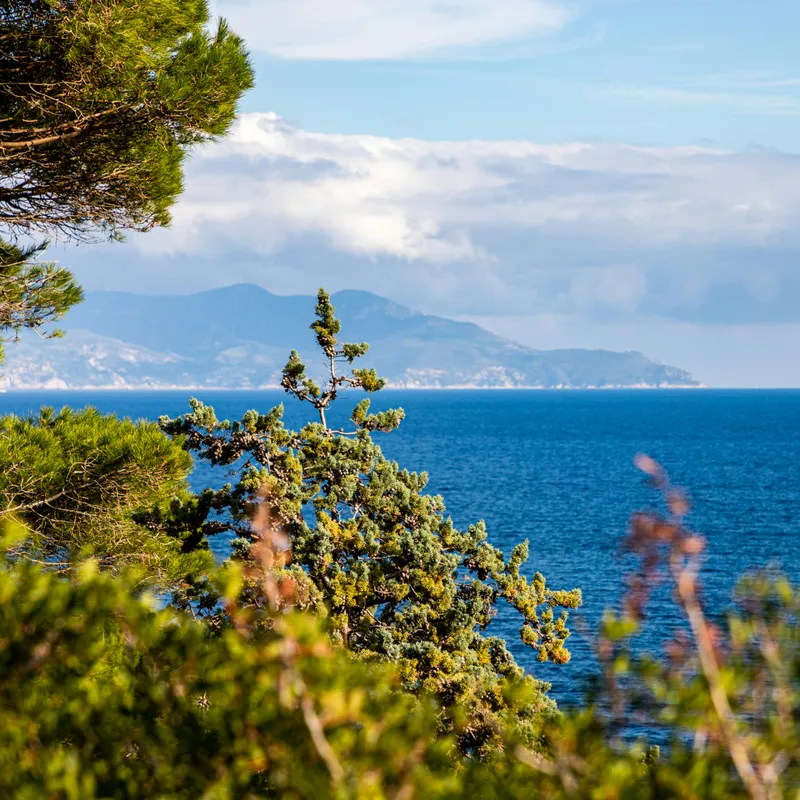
[{"left": 3, "top": 389, "right": 797, "bottom": 707}]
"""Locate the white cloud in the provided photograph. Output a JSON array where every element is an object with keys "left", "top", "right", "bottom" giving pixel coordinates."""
[
  {"left": 90, "top": 112, "right": 800, "bottom": 325},
  {"left": 214, "top": 0, "right": 572, "bottom": 60},
  {"left": 158, "top": 112, "right": 800, "bottom": 252}
]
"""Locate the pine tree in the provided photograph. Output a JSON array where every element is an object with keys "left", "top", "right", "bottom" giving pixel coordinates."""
[
  {"left": 161, "top": 289, "right": 582, "bottom": 756},
  {"left": 0, "top": 239, "right": 82, "bottom": 364},
  {"left": 0, "top": 0, "right": 254, "bottom": 240},
  {"left": 0, "top": 406, "right": 211, "bottom": 584}
]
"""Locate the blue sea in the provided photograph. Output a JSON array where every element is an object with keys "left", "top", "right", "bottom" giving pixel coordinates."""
[{"left": 2, "top": 389, "right": 798, "bottom": 708}]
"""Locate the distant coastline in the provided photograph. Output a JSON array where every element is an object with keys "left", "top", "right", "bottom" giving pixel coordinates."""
[
  {"left": 0, "top": 383, "right": 710, "bottom": 392},
  {"left": 0, "top": 285, "right": 701, "bottom": 392}
]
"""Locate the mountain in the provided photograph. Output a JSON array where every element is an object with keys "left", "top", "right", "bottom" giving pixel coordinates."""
[{"left": 0, "top": 285, "right": 700, "bottom": 389}]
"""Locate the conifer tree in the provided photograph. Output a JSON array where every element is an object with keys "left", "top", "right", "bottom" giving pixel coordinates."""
[
  {"left": 0, "top": 239, "right": 82, "bottom": 363},
  {"left": 0, "top": 406, "right": 211, "bottom": 584},
  {"left": 0, "top": 0, "right": 254, "bottom": 240},
  {"left": 161, "top": 289, "right": 582, "bottom": 756}
]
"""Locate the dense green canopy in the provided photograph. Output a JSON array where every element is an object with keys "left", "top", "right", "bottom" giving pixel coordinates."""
[
  {"left": 0, "top": 0, "right": 254, "bottom": 240},
  {"left": 0, "top": 534, "right": 462, "bottom": 799},
  {"left": 1, "top": 518, "right": 797, "bottom": 798},
  {"left": 0, "top": 406, "right": 211, "bottom": 583}
]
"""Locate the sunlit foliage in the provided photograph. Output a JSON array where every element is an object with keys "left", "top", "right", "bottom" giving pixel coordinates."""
[{"left": 161, "top": 289, "right": 582, "bottom": 757}]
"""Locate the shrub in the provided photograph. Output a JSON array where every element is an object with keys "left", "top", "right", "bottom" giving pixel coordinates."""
[{"left": 0, "top": 406, "right": 211, "bottom": 585}]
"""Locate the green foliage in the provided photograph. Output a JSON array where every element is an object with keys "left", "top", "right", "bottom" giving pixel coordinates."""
[
  {"left": 500, "top": 574, "right": 800, "bottom": 799},
  {"left": 0, "top": 0, "right": 254, "bottom": 240},
  {"left": 0, "top": 504, "right": 797, "bottom": 798},
  {"left": 0, "top": 312, "right": 793, "bottom": 797},
  {"left": 0, "top": 406, "right": 211, "bottom": 583},
  {"left": 161, "top": 289, "right": 582, "bottom": 757},
  {"left": 0, "top": 239, "right": 83, "bottom": 364},
  {"left": 0, "top": 534, "right": 464, "bottom": 799}
]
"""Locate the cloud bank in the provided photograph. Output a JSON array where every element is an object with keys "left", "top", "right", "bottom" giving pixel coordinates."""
[
  {"left": 214, "top": 0, "right": 572, "bottom": 60},
  {"left": 122, "top": 112, "right": 800, "bottom": 329}
]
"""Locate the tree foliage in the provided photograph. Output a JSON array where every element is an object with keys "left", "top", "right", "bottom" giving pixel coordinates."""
[
  {"left": 0, "top": 473, "right": 797, "bottom": 799},
  {"left": 0, "top": 406, "right": 211, "bottom": 583},
  {"left": 0, "top": 286, "right": 794, "bottom": 794},
  {"left": 161, "top": 289, "right": 582, "bottom": 756},
  {"left": 0, "top": 0, "right": 254, "bottom": 240},
  {"left": 0, "top": 238, "right": 82, "bottom": 363},
  {"left": 0, "top": 525, "right": 463, "bottom": 799}
]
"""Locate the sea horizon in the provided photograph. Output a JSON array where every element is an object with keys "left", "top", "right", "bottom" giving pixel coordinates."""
[{"left": 9, "top": 385, "right": 800, "bottom": 393}]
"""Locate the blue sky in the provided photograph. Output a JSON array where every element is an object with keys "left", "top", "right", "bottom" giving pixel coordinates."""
[
  {"left": 232, "top": 0, "right": 800, "bottom": 150},
  {"left": 66, "top": 0, "right": 800, "bottom": 386}
]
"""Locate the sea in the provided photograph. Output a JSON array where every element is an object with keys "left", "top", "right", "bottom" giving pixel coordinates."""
[{"left": 2, "top": 388, "right": 798, "bottom": 709}]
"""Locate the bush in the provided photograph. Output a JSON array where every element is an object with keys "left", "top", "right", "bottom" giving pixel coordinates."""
[
  {"left": 0, "top": 406, "right": 212, "bottom": 585},
  {"left": 0, "top": 408, "right": 796, "bottom": 798},
  {"left": 0, "top": 523, "right": 461, "bottom": 799},
  {"left": 1, "top": 486, "right": 796, "bottom": 798}
]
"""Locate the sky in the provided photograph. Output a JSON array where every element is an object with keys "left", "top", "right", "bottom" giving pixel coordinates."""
[{"left": 63, "top": 0, "right": 800, "bottom": 387}]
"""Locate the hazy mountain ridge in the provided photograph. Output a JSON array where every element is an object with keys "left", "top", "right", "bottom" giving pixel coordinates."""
[{"left": 0, "top": 285, "right": 700, "bottom": 389}]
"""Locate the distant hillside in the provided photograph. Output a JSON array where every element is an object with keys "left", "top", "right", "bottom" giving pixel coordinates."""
[{"left": 0, "top": 285, "right": 700, "bottom": 389}]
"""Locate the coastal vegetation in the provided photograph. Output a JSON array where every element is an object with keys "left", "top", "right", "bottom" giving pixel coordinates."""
[
  {"left": 0, "top": 405, "right": 210, "bottom": 583},
  {"left": 0, "top": 0, "right": 254, "bottom": 362},
  {"left": 0, "top": 240, "right": 82, "bottom": 366},
  {"left": 0, "top": 290, "right": 797, "bottom": 798},
  {"left": 0, "top": 437, "right": 797, "bottom": 797},
  {"left": 0, "top": 2, "right": 796, "bottom": 797}
]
